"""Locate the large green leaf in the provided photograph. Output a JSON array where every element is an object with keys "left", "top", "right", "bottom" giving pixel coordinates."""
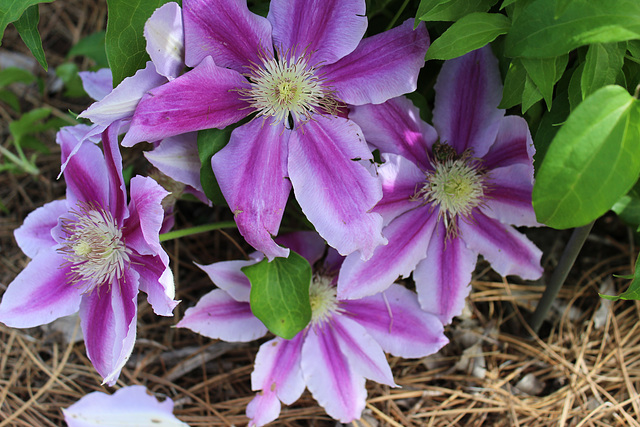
[
  {"left": 505, "top": 0, "right": 640, "bottom": 58},
  {"left": 417, "top": 0, "right": 497, "bottom": 22},
  {"left": 244, "top": 251, "right": 312, "bottom": 340},
  {"left": 499, "top": 58, "right": 527, "bottom": 109},
  {"left": 600, "top": 252, "right": 640, "bottom": 301},
  {"left": 581, "top": 43, "right": 626, "bottom": 99},
  {"left": 521, "top": 54, "right": 568, "bottom": 109},
  {"left": 533, "top": 85, "right": 640, "bottom": 228},
  {"left": 105, "top": 0, "right": 170, "bottom": 87},
  {"left": 0, "top": 0, "right": 52, "bottom": 45},
  {"left": 13, "top": 5, "right": 46, "bottom": 70},
  {"left": 426, "top": 12, "right": 511, "bottom": 60},
  {"left": 197, "top": 127, "right": 231, "bottom": 206}
]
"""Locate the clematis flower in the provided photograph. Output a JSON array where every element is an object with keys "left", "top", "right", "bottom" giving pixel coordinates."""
[
  {"left": 63, "top": 385, "right": 188, "bottom": 427},
  {"left": 177, "top": 232, "right": 447, "bottom": 426},
  {"left": 0, "top": 123, "right": 178, "bottom": 386},
  {"left": 121, "top": 0, "right": 430, "bottom": 261},
  {"left": 338, "top": 46, "right": 544, "bottom": 324}
]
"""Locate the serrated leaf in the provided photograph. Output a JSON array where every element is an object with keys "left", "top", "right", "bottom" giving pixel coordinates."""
[
  {"left": 68, "top": 31, "right": 108, "bottom": 68},
  {"left": 0, "top": 0, "right": 53, "bottom": 45},
  {"left": 417, "top": 0, "right": 498, "bottom": 22},
  {"left": 426, "top": 12, "right": 511, "bottom": 60},
  {"left": 600, "top": 252, "right": 640, "bottom": 301},
  {"left": 533, "top": 85, "right": 640, "bottom": 228},
  {"left": 13, "top": 5, "right": 46, "bottom": 70},
  {"left": 521, "top": 54, "right": 568, "bottom": 109},
  {"left": 244, "top": 251, "right": 312, "bottom": 339},
  {"left": 105, "top": 0, "right": 170, "bottom": 87},
  {"left": 505, "top": 0, "right": 640, "bottom": 58},
  {"left": 197, "top": 127, "right": 231, "bottom": 206},
  {"left": 581, "top": 43, "right": 626, "bottom": 99}
]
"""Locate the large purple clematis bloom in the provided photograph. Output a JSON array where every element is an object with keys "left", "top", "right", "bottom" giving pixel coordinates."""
[
  {"left": 338, "top": 46, "right": 544, "bottom": 324},
  {"left": 121, "top": 0, "right": 430, "bottom": 261},
  {"left": 177, "top": 232, "right": 447, "bottom": 425},
  {"left": 0, "top": 123, "right": 178, "bottom": 386}
]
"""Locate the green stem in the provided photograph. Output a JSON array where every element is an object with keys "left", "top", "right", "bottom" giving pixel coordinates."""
[
  {"left": 159, "top": 221, "right": 237, "bottom": 242},
  {"left": 527, "top": 220, "right": 595, "bottom": 335},
  {"left": 0, "top": 144, "right": 39, "bottom": 175},
  {"left": 386, "top": 0, "right": 411, "bottom": 31}
]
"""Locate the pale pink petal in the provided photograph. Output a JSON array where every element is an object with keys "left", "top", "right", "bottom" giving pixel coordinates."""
[
  {"left": 482, "top": 115, "right": 536, "bottom": 170},
  {"left": 101, "top": 123, "right": 128, "bottom": 223},
  {"left": 482, "top": 164, "right": 539, "bottom": 226},
  {"left": 145, "top": 2, "right": 184, "bottom": 79},
  {"left": 323, "top": 20, "right": 429, "bottom": 105},
  {"left": 338, "top": 205, "right": 437, "bottom": 300},
  {"left": 123, "top": 175, "right": 169, "bottom": 256},
  {"left": 374, "top": 153, "right": 425, "bottom": 226},
  {"left": 343, "top": 284, "right": 448, "bottom": 358},
  {"left": 63, "top": 385, "right": 188, "bottom": 427},
  {"left": 414, "top": 221, "right": 478, "bottom": 324},
  {"left": 350, "top": 96, "right": 437, "bottom": 170},
  {"left": 246, "top": 390, "right": 281, "bottom": 427},
  {"left": 459, "top": 211, "right": 543, "bottom": 281},
  {"left": 78, "top": 62, "right": 166, "bottom": 126},
  {"left": 58, "top": 123, "right": 106, "bottom": 177},
  {"left": 432, "top": 46, "right": 504, "bottom": 158},
  {"left": 212, "top": 120, "right": 291, "bottom": 260},
  {"left": 288, "top": 116, "right": 385, "bottom": 260},
  {"left": 144, "top": 132, "right": 204, "bottom": 193},
  {"left": 301, "top": 324, "right": 366, "bottom": 423},
  {"left": 79, "top": 69, "right": 113, "bottom": 101},
  {"left": 14, "top": 200, "right": 67, "bottom": 258},
  {"left": 177, "top": 289, "right": 267, "bottom": 342},
  {"left": 196, "top": 259, "right": 260, "bottom": 303},
  {"left": 80, "top": 268, "right": 139, "bottom": 386},
  {"left": 275, "top": 231, "right": 326, "bottom": 266},
  {"left": 0, "top": 250, "right": 81, "bottom": 328},
  {"left": 183, "top": 0, "right": 272, "bottom": 71},
  {"left": 122, "top": 57, "right": 251, "bottom": 147},
  {"left": 268, "top": 0, "right": 366, "bottom": 66},
  {"left": 133, "top": 253, "right": 177, "bottom": 317}
]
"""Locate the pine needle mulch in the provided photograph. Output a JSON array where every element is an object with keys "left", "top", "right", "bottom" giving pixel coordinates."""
[{"left": 1, "top": 1, "right": 640, "bottom": 425}]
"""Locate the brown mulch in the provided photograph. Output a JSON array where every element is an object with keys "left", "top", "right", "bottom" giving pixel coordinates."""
[{"left": 1, "top": 1, "right": 640, "bottom": 426}]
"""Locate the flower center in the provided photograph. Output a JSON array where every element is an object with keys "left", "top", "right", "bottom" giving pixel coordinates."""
[
  {"left": 415, "top": 145, "right": 487, "bottom": 236},
  {"left": 241, "top": 49, "right": 338, "bottom": 126},
  {"left": 59, "top": 202, "right": 131, "bottom": 294},
  {"left": 308, "top": 275, "right": 340, "bottom": 326}
]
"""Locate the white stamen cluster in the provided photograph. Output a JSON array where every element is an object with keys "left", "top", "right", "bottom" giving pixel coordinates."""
[
  {"left": 59, "top": 203, "right": 131, "bottom": 294},
  {"left": 241, "top": 49, "right": 337, "bottom": 126},
  {"left": 309, "top": 275, "right": 340, "bottom": 326}
]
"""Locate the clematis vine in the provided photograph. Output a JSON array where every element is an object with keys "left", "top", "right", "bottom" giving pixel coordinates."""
[
  {"left": 121, "top": 0, "right": 430, "bottom": 261},
  {"left": 0, "top": 123, "right": 178, "bottom": 386},
  {"left": 177, "top": 232, "right": 447, "bottom": 426},
  {"left": 338, "top": 46, "right": 544, "bottom": 324}
]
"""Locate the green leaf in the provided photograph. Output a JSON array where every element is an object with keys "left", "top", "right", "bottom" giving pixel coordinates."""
[
  {"left": 106, "top": 0, "right": 169, "bottom": 87},
  {"left": 499, "top": 58, "right": 526, "bottom": 109},
  {"left": 521, "top": 54, "right": 568, "bottom": 109},
  {"left": 612, "top": 180, "right": 640, "bottom": 230},
  {"left": 581, "top": 43, "right": 626, "bottom": 99},
  {"left": 9, "top": 107, "right": 51, "bottom": 146},
  {"left": 68, "top": 31, "right": 109, "bottom": 68},
  {"left": 417, "top": 0, "right": 498, "bottom": 22},
  {"left": 0, "top": 88, "right": 19, "bottom": 111},
  {"left": 533, "top": 85, "right": 640, "bottom": 228},
  {"left": 197, "top": 127, "right": 231, "bottom": 206},
  {"left": 554, "top": 0, "right": 572, "bottom": 18},
  {"left": 55, "top": 63, "right": 87, "bottom": 98},
  {"left": 0, "top": 0, "right": 53, "bottom": 45},
  {"left": 600, "top": 252, "right": 640, "bottom": 301},
  {"left": 244, "top": 251, "right": 312, "bottom": 339},
  {"left": 505, "top": 0, "right": 640, "bottom": 58},
  {"left": 426, "top": 12, "right": 511, "bottom": 60},
  {"left": 568, "top": 62, "right": 585, "bottom": 111},
  {"left": 0, "top": 66, "right": 35, "bottom": 88},
  {"left": 533, "top": 85, "right": 570, "bottom": 168},
  {"left": 13, "top": 5, "right": 46, "bottom": 70},
  {"left": 521, "top": 72, "right": 543, "bottom": 113},
  {"left": 501, "top": 0, "right": 519, "bottom": 9},
  {"left": 629, "top": 40, "right": 640, "bottom": 60}
]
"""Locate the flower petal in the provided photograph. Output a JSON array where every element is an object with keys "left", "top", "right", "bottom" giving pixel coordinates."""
[
  {"left": 183, "top": 0, "right": 272, "bottom": 71},
  {"left": 275, "top": 231, "right": 326, "bottom": 266},
  {"left": 124, "top": 175, "right": 169, "bottom": 256},
  {"left": 432, "top": 45, "right": 504, "bottom": 158},
  {"left": 459, "top": 210, "right": 543, "bottom": 280},
  {"left": 63, "top": 385, "right": 188, "bottom": 427},
  {"left": 482, "top": 164, "right": 539, "bottom": 226},
  {"left": 322, "top": 20, "right": 429, "bottom": 105},
  {"left": 80, "top": 268, "right": 139, "bottom": 386},
  {"left": 0, "top": 249, "right": 81, "bottom": 328},
  {"left": 482, "top": 115, "right": 536, "bottom": 170},
  {"left": 212, "top": 120, "right": 291, "bottom": 260},
  {"left": 58, "top": 123, "right": 106, "bottom": 177},
  {"left": 246, "top": 389, "right": 281, "bottom": 427},
  {"left": 338, "top": 204, "right": 437, "bottom": 300},
  {"left": 102, "top": 123, "right": 128, "bottom": 223},
  {"left": 196, "top": 259, "right": 261, "bottom": 303},
  {"left": 301, "top": 324, "right": 366, "bottom": 423},
  {"left": 122, "top": 57, "right": 251, "bottom": 146},
  {"left": 79, "top": 68, "right": 113, "bottom": 101},
  {"left": 78, "top": 62, "right": 166, "bottom": 126},
  {"left": 177, "top": 289, "right": 267, "bottom": 341},
  {"left": 14, "top": 200, "right": 67, "bottom": 258},
  {"left": 414, "top": 221, "right": 478, "bottom": 324},
  {"left": 144, "top": 132, "right": 204, "bottom": 193},
  {"left": 344, "top": 284, "right": 448, "bottom": 358},
  {"left": 145, "top": 2, "right": 184, "bottom": 80},
  {"left": 350, "top": 96, "right": 436, "bottom": 170},
  {"left": 288, "top": 116, "right": 385, "bottom": 260},
  {"left": 268, "top": 0, "right": 366, "bottom": 65},
  {"left": 133, "top": 253, "right": 177, "bottom": 317},
  {"left": 374, "top": 153, "right": 424, "bottom": 225},
  {"left": 333, "top": 316, "right": 396, "bottom": 386}
]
